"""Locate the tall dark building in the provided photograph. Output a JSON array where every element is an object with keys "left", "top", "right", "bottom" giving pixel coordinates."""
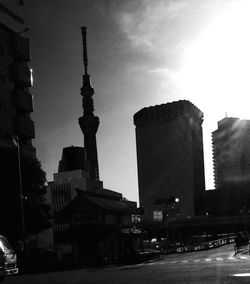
[
  {"left": 78, "top": 27, "right": 99, "bottom": 181},
  {"left": 0, "top": 1, "right": 35, "bottom": 155},
  {"left": 0, "top": 1, "right": 39, "bottom": 249},
  {"left": 212, "top": 117, "right": 250, "bottom": 190},
  {"left": 134, "top": 100, "right": 206, "bottom": 222}
]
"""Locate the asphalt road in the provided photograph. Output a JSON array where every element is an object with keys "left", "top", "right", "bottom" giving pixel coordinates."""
[{"left": 4, "top": 244, "right": 250, "bottom": 283}]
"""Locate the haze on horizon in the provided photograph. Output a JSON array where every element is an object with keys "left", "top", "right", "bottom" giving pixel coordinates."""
[{"left": 24, "top": 0, "right": 250, "bottom": 203}]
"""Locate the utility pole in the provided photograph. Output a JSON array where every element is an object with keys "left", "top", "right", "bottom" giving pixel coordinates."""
[{"left": 13, "top": 136, "right": 25, "bottom": 253}]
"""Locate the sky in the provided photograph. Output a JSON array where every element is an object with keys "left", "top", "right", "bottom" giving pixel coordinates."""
[{"left": 23, "top": 0, "right": 250, "bottom": 203}]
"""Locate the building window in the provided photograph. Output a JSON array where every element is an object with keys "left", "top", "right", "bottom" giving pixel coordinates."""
[
  {"left": 105, "top": 214, "right": 114, "bottom": 224},
  {"left": 0, "top": 74, "right": 6, "bottom": 85},
  {"left": 153, "top": 210, "right": 163, "bottom": 222},
  {"left": 0, "top": 46, "right": 4, "bottom": 57},
  {"left": 116, "top": 214, "right": 121, "bottom": 224},
  {"left": 131, "top": 214, "right": 141, "bottom": 224},
  {"left": 0, "top": 129, "right": 5, "bottom": 138},
  {"left": 0, "top": 100, "right": 7, "bottom": 110}
]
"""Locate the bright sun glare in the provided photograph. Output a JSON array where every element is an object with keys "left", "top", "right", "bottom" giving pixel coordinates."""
[
  {"left": 175, "top": 0, "right": 250, "bottom": 189},
  {"left": 178, "top": 0, "right": 250, "bottom": 120}
]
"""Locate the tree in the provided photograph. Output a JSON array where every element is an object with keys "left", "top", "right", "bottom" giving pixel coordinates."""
[{"left": 0, "top": 146, "right": 51, "bottom": 246}]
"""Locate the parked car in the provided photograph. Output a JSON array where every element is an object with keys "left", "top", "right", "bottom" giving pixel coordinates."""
[{"left": 0, "top": 236, "right": 18, "bottom": 277}]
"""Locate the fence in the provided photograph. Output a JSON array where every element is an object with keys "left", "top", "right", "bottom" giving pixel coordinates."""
[{"left": 173, "top": 236, "right": 235, "bottom": 253}]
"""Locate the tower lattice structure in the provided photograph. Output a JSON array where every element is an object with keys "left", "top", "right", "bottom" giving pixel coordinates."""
[{"left": 78, "top": 27, "right": 100, "bottom": 181}]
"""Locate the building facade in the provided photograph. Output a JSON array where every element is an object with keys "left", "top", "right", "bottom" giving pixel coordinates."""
[
  {"left": 212, "top": 117, "right": 250, "bottom": 190},
  {"left": 134, "top": 100, "right": 206, "bottom": 223},
  {"left": 47, "top": 147, "right": 137, "bottom": 262},
  {"left": 0, "top": 0, "right": 39, "bottom": 250},
  {"left": 0, "top": 0, "right": 35, "bottom": 154}
]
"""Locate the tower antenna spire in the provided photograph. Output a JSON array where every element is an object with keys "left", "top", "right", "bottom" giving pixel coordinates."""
[
  {"left": 79, "top": 26, "right": 100, "bottom": 181},
  {"left": 81, "top": 26, "right": 88, "bottom": 75}
]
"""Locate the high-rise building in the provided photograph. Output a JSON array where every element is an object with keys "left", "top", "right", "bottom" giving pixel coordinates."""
[
  {"left": 134, "top": 100, "right": 205, "bottom": 222},
  {"left": 0, "top": 0, "right": 35, "bottom": 154},
  {"left": 212, "top": 117, "right": 250, "bottom": 190}
]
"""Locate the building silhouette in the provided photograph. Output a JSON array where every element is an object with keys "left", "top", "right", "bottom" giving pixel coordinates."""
[
  {"left": 78, "top": 27, "right": 100, "bottom": 181},
  {"left": 212, "top": 117, "right": 250, "bottom": 190},
  {"left": 202, "top": 117, "right": 250, "bottom": 217},
  {"left": 0, "top": 1, "right": 35, "bottom": 155},
  {"left": 133, "top": 104, "right": 250, "bottom": 241},
  {"left": 44, "top": 28, "right": 137, "bottom": 263},
  {"left": 134, "top": 100, "right": 206, "bottom": 222},
  {"left": 0, "top": 1, "right": 40, "bottom": 249}
]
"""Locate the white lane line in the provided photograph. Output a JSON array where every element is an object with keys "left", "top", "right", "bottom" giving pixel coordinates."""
[
  {"left": 240, "top": 256, "right": 248, "bottom": 260},
  {"left": 158, "top": 261, "right": 168, "bottom": 265},
  {"left": 205, "top": 258, "right": 212, "bottom": 262},
  {"left": 146, "top": 262, "right": 155, "bottom": 266},
  {"left": 194, "top": 259, "right": 200, "bottom": 263},
  {"left": 228, "top": 257, "right": 236, "bottom": 260},
  {"left": 170, "top": 261, "right": 177, "bottom": 264},
  {"left": 216, "top": 258, "right": 223, "bottom": 261},
  {"left": 182, "top": 260, "right": 188, "bottom": 263}
]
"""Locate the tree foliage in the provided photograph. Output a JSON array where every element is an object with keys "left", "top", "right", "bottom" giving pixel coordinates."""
[{"left": 0, "top": 146, "right": 51, "bottom": 244}]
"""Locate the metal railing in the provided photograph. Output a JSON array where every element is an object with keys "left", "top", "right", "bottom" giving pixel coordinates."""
[{"left": 173, "top": 236, "right": 235, "bottom": 253}]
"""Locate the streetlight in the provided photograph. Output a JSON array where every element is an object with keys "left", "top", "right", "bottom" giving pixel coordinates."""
[{"left": 13, "top": 136, "right": 25, "bottom": 253}]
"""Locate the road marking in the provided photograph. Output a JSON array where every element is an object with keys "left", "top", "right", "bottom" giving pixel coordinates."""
[
  {"left": 239, "top": 256, "right": 248, "bottom": 260},
  {"left": 233, "top": 273, "right": 250, "bottom": 277},
  {"left": 150, "top": 255, "right": 250, "bottom": 266}
]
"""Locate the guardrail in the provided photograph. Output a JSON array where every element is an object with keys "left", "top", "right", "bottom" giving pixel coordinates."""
[
  {"left": 234, "top": 243, "right": 249, "bottom": 254},
  {"left": 171, "top": 236, "right": 235, "bottom": 253}
]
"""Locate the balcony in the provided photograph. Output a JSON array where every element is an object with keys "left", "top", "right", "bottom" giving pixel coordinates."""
[
  {"left": 14, "top": 116, "right": 35, "bottom": 139},
  {"left": 11, "top": 63, "right": 31, "bottom": 87},
  {"left": 13, "top": 90, "right": 33, "bottom": 113},
  {"left": 12, "top": 35, "right": 30, "bottom": 62}
]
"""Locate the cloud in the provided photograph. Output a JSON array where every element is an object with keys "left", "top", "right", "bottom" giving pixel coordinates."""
[
  {"left": 115, "top": 1, "right": 194, "bottom": 52},
  {"left": 114, "top": 0, "right": 235, "bottom": 62},
  {"left": 116, "top": 0, "right": 189, "bottom": 52},
  {"left": 148, "top": 67, "right": 177, "bottom": 79}
]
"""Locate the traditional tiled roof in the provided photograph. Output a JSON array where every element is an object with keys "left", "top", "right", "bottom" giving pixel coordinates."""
[
  {"left": 84, "top": 195, "right": 136, "bottom": 212},
  {"left": 59, "top": 191, "right": 136, "bottom": 217}
]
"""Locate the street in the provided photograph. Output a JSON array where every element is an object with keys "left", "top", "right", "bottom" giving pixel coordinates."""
[{"left": 4, "top": 244, "right": 250, "bottom": 283}]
